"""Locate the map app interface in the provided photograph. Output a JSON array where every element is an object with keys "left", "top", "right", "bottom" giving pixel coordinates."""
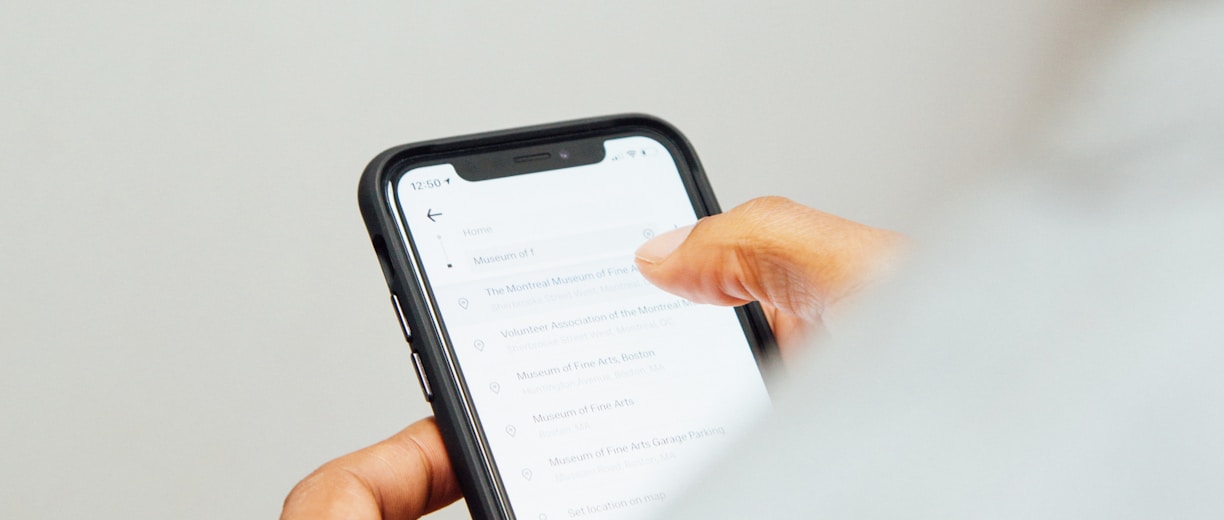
[{"left": 395, "top": 136, "right": 771, "bottom": 519}]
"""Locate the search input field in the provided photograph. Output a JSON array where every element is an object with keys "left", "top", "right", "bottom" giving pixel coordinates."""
[{"left": 466, "top": 225, "right": 659, "bottom": 271}]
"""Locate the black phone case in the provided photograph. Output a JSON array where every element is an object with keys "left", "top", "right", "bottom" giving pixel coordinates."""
[{"left": 357, "top": 113, "right": 777, "bottom": 519}]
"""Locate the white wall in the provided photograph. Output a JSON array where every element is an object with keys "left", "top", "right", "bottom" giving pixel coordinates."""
[{"left": 0, "top": 1, "right": 1104, "bottom": 518}]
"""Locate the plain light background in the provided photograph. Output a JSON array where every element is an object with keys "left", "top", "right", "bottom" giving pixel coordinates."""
[{"left": 1, "top": 2, "right": 1099, "bottom": 518}]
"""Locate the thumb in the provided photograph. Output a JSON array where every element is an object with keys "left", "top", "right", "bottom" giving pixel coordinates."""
[{"left": 633, "top": 196, "right": 902, "bottom": 322}]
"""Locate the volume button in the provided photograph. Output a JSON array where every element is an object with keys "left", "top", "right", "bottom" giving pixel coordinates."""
[
  {"left": 390, "top": 294, "right": 412, "bottom": 343},
  {"left": 411, "top": 352, "right": 433, "bottom": 401}
]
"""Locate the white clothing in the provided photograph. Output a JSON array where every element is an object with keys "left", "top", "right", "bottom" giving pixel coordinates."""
[{"left": 671, "top": 3, "right": 1224, "bottom": 518}]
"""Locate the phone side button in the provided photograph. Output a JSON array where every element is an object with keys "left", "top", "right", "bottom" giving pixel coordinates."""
[
  {"left": 411, "top": 352, "right": 433, "bottom": 401},
  {"left": 390, "top": 294, "right": 412, "bottom": 343}
]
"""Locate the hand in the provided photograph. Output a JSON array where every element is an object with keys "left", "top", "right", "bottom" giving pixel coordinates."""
[
  {"left": 282, "top": 197, "right": 902, "bottom": 519},
  {"left": 634, "top": 196, "right": 904, "bottom": 356},
  {"left": 280, "top": 418, "right": 460, "bottom": 520}
]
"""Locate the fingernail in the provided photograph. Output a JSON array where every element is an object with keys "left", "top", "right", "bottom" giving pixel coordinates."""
[{"left": 635, "top": 224, "right": 695, "bottom": 264}]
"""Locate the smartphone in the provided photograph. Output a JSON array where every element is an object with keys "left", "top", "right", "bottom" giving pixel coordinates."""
[{"left": 358, "top": 114, "right": 775, "bottom": 520}]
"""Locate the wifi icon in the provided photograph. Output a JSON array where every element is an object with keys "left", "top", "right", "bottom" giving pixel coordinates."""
[{"left": 626, "top": 150, "right": 637, "bottom": 158}]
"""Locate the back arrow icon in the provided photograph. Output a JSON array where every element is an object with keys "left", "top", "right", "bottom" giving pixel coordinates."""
[{"left": 426, "top": 209, "right": 443, "bottom": 222}]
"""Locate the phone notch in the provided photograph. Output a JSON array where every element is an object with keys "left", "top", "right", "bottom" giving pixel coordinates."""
[{"left": 453, "top": 137, "right": 605, "bottom": 181}]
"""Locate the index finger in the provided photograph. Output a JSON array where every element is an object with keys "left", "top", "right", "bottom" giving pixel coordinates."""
[{"left": 281, "top": 417, "right": 462, "bottom": 520}]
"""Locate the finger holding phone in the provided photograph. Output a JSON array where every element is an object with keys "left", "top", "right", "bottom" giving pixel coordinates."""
[{"left": 282, "top": 115, "right": 901, "bottom": 520}]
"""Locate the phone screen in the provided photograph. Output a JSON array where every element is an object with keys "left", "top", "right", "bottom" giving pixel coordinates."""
[{"left": 393, "top": 135, "right": 770, "bottom": 519}]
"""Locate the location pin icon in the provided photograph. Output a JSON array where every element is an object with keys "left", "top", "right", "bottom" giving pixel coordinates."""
[
  {"left": 489, "top": 382, "right": 501, "bottom": 394},
  {"left": 473, "top": 339, "right": 485, "bottom": 351},
  {"left": 521, "top": 468, "right": 533, "bottom": 481},
  {"left": 458, "top": 298, "right": 470, "bottom": 309},
  {"left": 505, "top": 425, "right": 517, "bottom": 437}
]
